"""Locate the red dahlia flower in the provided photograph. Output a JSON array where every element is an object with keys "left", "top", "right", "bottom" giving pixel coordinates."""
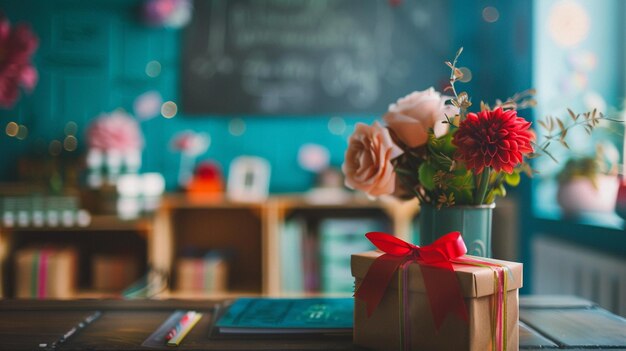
[
  {"left": 0, "top": 16, "right": 38, "bottom": 108},
  {"left": 453, "top": 107, "right": 534, "bottom": 174}
]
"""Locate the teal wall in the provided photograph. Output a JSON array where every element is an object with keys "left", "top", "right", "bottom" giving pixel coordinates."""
[
  {"left": 0, "top": 0, "right": 381, "bottom": 192},
  {"left": 0, "top": 0, "right": 536, "bottom": 193}
]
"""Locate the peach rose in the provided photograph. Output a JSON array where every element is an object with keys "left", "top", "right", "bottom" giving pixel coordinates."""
[
  {"left": 383, "top": 88, "right": 459, "bottom": 148},
  {"left": 342, "top": 122, "right": 402, "bottom": 197}
]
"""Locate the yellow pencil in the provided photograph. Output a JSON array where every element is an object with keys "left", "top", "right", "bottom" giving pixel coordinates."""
[{"left": 167, "top": 312, "right": 202, "bottom": 347}]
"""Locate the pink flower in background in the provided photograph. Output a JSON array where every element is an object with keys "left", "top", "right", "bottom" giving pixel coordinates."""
[
  {"left": 142, "top": 0, "right": 192, "bottom": 28},
  {"left": 171, "top": 131, "right": 210, "bottom": 156},
  {"left": 133, "top": 90, "right": 163, "bottom": 120},
  {"left": 342, "top": 122, "right": 402, "bottom": 197},
  {"left": 383, "top": 88, "right": 459, "bottom": 148},
  {"left": 171, "top": 131, "right": 210, "bottom": 187},
  {"left": 87, "top": 111, "right": 144, "bottom": 151},
  {"left": 0, "top": 16, "right": 39, "bottom": 108}
]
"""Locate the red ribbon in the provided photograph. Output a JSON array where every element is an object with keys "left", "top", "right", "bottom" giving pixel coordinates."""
[{"left": 354, "top": 231, "right": 469, "bottom": 330}]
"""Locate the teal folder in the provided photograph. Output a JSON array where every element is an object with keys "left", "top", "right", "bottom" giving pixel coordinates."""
[{"left": 215, "top": 298, "right": 353, "bottom": 334}]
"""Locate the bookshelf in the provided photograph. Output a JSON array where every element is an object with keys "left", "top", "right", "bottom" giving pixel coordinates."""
[
  {"left": 153, "top": 194, "right": 419, "bottom": 297},
  {"left": 0, "top": 215, "right": 152, "bottom": 298},
  {"left": 0, "top": 193, "right": 419, "bottom": 298}
]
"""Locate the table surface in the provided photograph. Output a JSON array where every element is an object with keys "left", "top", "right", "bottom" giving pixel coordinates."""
[{"left": 0, "top": 295, "right": 624, "bottom": 350}]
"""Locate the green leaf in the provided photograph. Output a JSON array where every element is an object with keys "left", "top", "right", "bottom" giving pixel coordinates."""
[
  {"left": 504, "top": 172, "right": 521, "bottom": 186},
  {"left": 457, "top": 188, "right": 473, "bottom": 204},
  {"left": 431, "top": 152, "right": 453, "bottom": 169},
  {"left": 428, "top": 130, "right": 457, "bottom": 156},
  {"left": 450, "top": 170, "right": 474, "bottom": 190},
  {"left": 484, "top": 191, "right": 495, "bottom": 205},
  {"left": 418, "top": 163, "right": 437, "bottom": 191}
]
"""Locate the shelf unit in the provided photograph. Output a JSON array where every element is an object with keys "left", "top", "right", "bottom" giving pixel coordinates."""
[
  {"left": 0, "top": 215, "right": 153, "bottom": 298},
  {"left": 0, "top": 193, "right": 419, "bottom": 298},
  {"left": 152, "top": 194, "right": 419, "bottom": 297}
]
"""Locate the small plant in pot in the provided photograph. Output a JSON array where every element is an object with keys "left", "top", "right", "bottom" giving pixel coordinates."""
[{"left": 556, "top": 143, "right": 619, "bottom": 216}]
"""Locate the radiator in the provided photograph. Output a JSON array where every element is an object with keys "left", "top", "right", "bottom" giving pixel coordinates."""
[{"left": 532, "top": 235, "right": 626, "bottom": 317}]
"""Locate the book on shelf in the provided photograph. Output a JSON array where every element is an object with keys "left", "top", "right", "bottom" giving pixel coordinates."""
[
  {"left": 280, "top": 217, "right": 305, "bottom": 293},
  {"left": 176, "top": 251, "right": 228, "bottom": 293},
  {"left": 319, "top": 218, "right": 384, "bottom": 294},
  {"left": 214, "top": 297, "right": 353, "bottom": 334},
  {"left": 302, "top": 223, "right": 320, "bottom": 292},
  {"left": 280, "top": 217, "right": 386, "bottom": 294},
  {"left": 92, "top": 254, "right": 140, "bottom": 291},
  {"left": 15, "top": 246, "right": 78, "bottom": 299}
]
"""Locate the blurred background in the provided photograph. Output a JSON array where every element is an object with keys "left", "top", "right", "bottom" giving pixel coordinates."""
[{"left": 0, "top": 0, "right": 624, "bottom": 316}]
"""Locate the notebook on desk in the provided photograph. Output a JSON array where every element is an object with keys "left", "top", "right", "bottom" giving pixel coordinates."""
[{"left": 212, "top": 298, "right": 353, "bottom": 336}]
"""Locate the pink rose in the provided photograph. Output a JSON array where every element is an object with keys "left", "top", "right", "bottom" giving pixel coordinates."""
[
  {"left": 342, "top": 122, "right": 402, "bottom": 197},
  {"left": 383, "top": 88, "right": 459, "bottom": 148}
]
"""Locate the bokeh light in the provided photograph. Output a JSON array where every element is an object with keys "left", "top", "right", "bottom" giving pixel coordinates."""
[
  {"left": 16, "top": 125, "right": 28, "bottom": 140},
  {"left": 328, "top": 117, "right": 346, "bottom": 135},
  {"left": 458, "top": 67, "right": 472, "bottom": 83},
  {"left": 134, "top": 90, "right": 163, "bottom": 120},
  {"left": 298, "top": 143, "right": 330, "bottom": 172},
  {"left": 63, "top": 135, "right": 78, "bottom": 151},
  {"left": 228, "top": 118, "right": 246, "bottom": 136},
  {"left": 482, "top": 6, "right": 500, "bottom": 23},
  {"left": 64, "top": 121, "right": 78, "bottom": 136},
  {"left": 145, "top": 60, "right": 162, "bottom": 78},
  {"left": 161, "top": 101, "right": 178, "bottom": 118},
  {"left": 5, "top": 122, "right": 18, "bottom": 137},
  {"left": 49, "top": 140, "right": 63, "bottom": 156},
  {"left": 548, "top": 0, "right": 590, "bottom": 47}
]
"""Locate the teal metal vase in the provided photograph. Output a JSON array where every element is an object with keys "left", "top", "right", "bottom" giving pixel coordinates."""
[{"left": 419, "top": 203, "right": 496, "bottom": 258}]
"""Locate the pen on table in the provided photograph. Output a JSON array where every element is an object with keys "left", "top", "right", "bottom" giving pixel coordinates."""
[
  {"left": 61, "top": 311, "right": 102, "bottom": 343},
  {"left": 45, "top": 310, "right": 102, "bottom": 349}
]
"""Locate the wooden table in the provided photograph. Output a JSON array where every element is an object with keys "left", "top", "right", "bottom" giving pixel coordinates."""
[{"left": 0, "top": 296, "right": 624, "bottom": 350}]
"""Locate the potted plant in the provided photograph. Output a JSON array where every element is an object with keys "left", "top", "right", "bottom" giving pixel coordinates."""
[{"left": 556, "top": 144, "right": 619, "bottom": 216}]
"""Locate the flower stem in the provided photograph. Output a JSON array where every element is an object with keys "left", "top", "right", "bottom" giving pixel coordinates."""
[
  {"left": 475, "top": 167, "right": 491, "bottom": 205},
  {"left": 394, "top": 165, "right": 428, "bottom": 204}
]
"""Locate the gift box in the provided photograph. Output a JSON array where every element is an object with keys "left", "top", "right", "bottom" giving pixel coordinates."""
[{"left": 351, "top": 236, "right": 523, "bottom": 351}]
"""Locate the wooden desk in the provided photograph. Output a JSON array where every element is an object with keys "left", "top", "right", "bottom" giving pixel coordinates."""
[{"left": 0, "top": 296, "right": 624, "bottom": 350}]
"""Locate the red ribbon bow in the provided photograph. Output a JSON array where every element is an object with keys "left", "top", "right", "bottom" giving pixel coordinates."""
[{"left": 355, "top": 231, "right": 469, "bottom": 330}]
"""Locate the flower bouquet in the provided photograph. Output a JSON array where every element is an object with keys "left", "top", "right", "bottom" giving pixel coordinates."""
[
  {"left": 342, "top": 48, "right": 613, "bottom": 252},
  {"left": 0, "top": 15, "right": 39, "bottom": 108}
]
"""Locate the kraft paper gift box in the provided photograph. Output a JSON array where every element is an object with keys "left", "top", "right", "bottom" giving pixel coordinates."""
[{"left": 351, "top": 250, "right": 523, "bottom": 351}]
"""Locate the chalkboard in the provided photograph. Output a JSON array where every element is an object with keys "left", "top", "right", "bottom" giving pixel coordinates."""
[{"left": 182, "top": 0, "right": 451, "bottom": 115}]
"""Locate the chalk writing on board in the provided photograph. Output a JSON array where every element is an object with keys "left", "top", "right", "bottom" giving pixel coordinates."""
[{"left": 182, "top": 0, "right": 450, "bottom": 115}]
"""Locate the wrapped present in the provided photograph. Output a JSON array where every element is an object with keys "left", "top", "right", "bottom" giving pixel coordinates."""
[{"left": 351, "top": 232, "right": 523, "bottom": 351}]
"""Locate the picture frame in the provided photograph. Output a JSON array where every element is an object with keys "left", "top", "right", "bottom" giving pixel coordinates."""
[{"left": 227, "top": 156, "right": 271, "bottom": 202}]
